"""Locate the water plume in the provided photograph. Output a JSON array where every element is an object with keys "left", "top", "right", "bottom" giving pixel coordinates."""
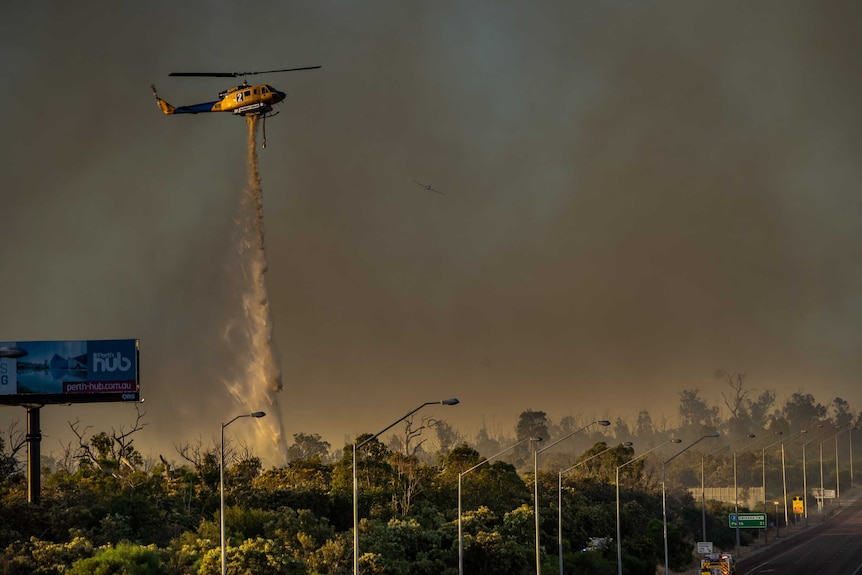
[{"left": 220, "top": 115, "right": 287, "bottom": 466}]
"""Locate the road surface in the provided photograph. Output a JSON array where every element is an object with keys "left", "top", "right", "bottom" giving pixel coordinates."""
[{"left": 739, "top": 499, "right": 862, "bottom": 575}]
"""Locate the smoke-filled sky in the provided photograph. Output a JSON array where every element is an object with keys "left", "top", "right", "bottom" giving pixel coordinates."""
[{"left": 2, "top": 2, "right": 861, "bottom": 466}]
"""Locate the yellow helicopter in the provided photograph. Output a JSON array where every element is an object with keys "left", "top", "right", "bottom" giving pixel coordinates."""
[{"left": 151, "top": 65, "right": 320, "bottom": 147}]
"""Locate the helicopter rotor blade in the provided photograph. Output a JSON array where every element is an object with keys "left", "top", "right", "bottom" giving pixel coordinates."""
[
  {"left": 169, "top": 66, "right": 321, "bottom": 78},
  {"left": 241, "top": 66, "right": 322, "bottom": 75},
  {"left": 169, "top": 72, "right": 237, "bottom": 77}
]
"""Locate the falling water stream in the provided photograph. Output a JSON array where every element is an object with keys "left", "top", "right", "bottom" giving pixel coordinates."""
[{"left": 221, "top": 115, "right": 287, "bottom": 465}]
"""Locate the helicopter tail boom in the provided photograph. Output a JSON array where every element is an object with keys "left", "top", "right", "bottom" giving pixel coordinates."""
[{"left": 151, "top": 84, "right": 221, "bottom": 115}]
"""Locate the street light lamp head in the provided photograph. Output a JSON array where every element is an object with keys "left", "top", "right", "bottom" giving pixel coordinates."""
[
  {"left": 531, "top": 437, "right": 543, "bottom": 442},
  {"left": 250, "top": 411, "right": 266, "bottom": 418},
  {"left": 441, "top": 398, "right": 460, "bottom": 406},
  {"left": 598, "top": 420, "right": 611, "bottom": 426},
  {"left": 671, "top": 439, "right": 682, "bottom": 444},
  {"left": 708, "top": 433, "right": 721, "bottom": 438},
  {"left": 747, "top": 433, "right": 756, "bottom": 438},
  {"left": 622, "top": 441, "right": 634, "bottom": 447}
]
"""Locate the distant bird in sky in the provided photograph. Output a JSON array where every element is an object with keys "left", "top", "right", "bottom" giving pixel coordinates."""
[{"left": 413, "top": 180, "right": 445, "bottom": 195}]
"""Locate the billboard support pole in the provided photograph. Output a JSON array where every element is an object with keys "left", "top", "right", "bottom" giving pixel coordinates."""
[{"left": 26, "top": 405, "right": 41, "bottom": 504}]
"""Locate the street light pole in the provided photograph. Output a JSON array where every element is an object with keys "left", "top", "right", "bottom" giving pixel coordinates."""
[
  {"left": 352, "top": 398, "right": 459, "bottom": 575},
  {"left": 459, "top": 436, "right": 542, "bottom": 575},
  {"left": 819, "top": 442, "right": 824, "bottom": 516},
  {"left": 760, "top": 432, "right": 784, "bottom": 545},
  {"left": 850, "top": 427, "right": 855, "bottom": 489},
  {"left": 835, "top": 430, "right": 841, "bottom": 507},
  {"left": 557, "top": 442, "right": 631, "bottom": 575},
  {"left": 778, "top": 430, "right": 808, "bottom": 527},
  {"left": 802, "top": 438, "right": 811, "bottom": 526},
  {"left": 534, "top": 420, "right": 610, "bottom": 575},
  {"left": 662, "top": 433, "right": 719, "bottom": 575},
  {"left": 797, "top": 425, "right": 825, "bottom": 528},
  {"left": 815, "top": 427, "right": 844, "bottom": 519},
  {"left": 780, "top": 444, "right": 788, "bottom": 525},
  {"left": 220, "top": 411, "right": 266, "bottom": 575},
  {"left": 731, "top": 433, "right": 762, "bottom": 558},
  {"left": 616, "top": 439, "right": 680, "bottom": 575},
  {"left": 773, "top": 501, "right": 780, "bottom": 538}
]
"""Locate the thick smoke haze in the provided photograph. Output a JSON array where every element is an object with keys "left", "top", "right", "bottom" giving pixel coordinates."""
[{"left": 1, "top": 2, "right": 861, "bottom": 466}]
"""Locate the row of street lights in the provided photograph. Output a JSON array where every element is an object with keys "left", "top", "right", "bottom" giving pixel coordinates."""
[
  {"left": 695, "top": 423, "right": 858, "bottom": 555},
  {"left": 222, "top": 403, "right": 855, "bottom": 575},
  {"left": 219, "top": 403, "right": 718, "bottom": 575}
]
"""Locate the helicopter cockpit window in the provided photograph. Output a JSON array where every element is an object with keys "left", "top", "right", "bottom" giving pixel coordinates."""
[{"left": 261, "top": 87, "right": 268, "bottom": 94}]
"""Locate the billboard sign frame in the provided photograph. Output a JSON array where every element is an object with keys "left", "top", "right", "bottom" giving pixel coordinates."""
[{"left": 0, "top": 339, "right": 139, "bottom": 406}]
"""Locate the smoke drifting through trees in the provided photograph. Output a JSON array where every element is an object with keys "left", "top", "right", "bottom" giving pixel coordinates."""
[{"left": 221, "top": 115, "right": 287, "bottom": 465}]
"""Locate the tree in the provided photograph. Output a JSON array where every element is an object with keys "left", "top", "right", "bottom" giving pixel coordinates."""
[
  {"left": 306, "top": 533, "right": 351, "bottom": 575},
  {"left": 440, "top": 444, "right": 482, "bottom": 475},
  {"left": 677, "top": 389, "right": 719, "bottom": 431},
  {"left": 175, "top": 438, "right": 220, "bottom": 491},
  {"left": 831, "top": 397, "right": 854, "bottom": 428},
  {"left": 717, "top": 371, "right": 754, "bottom": 435},
  {"left": 288, "top": 433, "right": 331, "bottom": 463},
  {"left": 515, "top": 410, "right": 549, "bottom": 465},
  {"left": 473, "top": 426, "right": 502, "bottom": 460},
  {"left": 635, "top": 410, "right": 656, "bottom": 446},
  {"left": 433, "top": 420, "right": 463, "bottom": 455},
  {"left": 568, "top": 442, "right": 635, "bottom": 484},
  {"left": 388, "top": 452, "right": 427, "bottom": 517},
  {"left": 68, "top": 542, "right": 162, "bottom": 575},
  {"left": 748, "top": 389, "right": 776, "bottom": 428},
  {"left": 781, "top": 392, "right": 827, "bottom": 431},
  {"left": 387, "top": 415, "right": 440, "bottom": 457},
  {"left": 360, "top": 516, "right": 450, "bottom": 575},
  {"left": 69, "top": 406, "right": 147, "bottom": 480},
  {"left": 465, "top": 461, "right": 531, "bottom": 518},
  {"left": 515, "top": 410, "right": 549, "bottom": 442},
  {"left": 462, "top": 526, "right": 531, "bottom": 575},
  {"left": 196, "top": 537, "right": 307, "bottom": 575},
  {"left": 612, "top": 417, "right": 633, "bottom": 443},
  {"left": 0, "top": 421, "right": 25, "bottom": 481}
]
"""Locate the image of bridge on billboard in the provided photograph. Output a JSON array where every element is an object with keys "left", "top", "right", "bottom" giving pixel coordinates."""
[{"left": 0, "top": 339, "right": 139, "bottom": 405}]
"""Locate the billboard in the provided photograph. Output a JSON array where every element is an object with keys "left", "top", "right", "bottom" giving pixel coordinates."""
[{"left": 0, "top": 339, "right": 139, "bottom": 405}]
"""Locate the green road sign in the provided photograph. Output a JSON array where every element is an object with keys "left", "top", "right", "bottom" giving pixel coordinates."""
[{"left": 728, "top": 513, "right": 767, "bottom": 528}]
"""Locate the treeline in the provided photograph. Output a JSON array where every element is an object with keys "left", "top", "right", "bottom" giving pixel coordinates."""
[{"left": 0, "top": 377, "right": 857, "bottom": 574}]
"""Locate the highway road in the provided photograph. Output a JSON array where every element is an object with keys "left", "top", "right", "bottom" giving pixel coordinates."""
[{"left": 739, "top": 498, "right": 862, "bottom": 575}]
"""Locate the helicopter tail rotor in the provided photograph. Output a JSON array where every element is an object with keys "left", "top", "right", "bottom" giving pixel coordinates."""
[{"left": 150, "top": 84, "right": 176, "bottom": 115}]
